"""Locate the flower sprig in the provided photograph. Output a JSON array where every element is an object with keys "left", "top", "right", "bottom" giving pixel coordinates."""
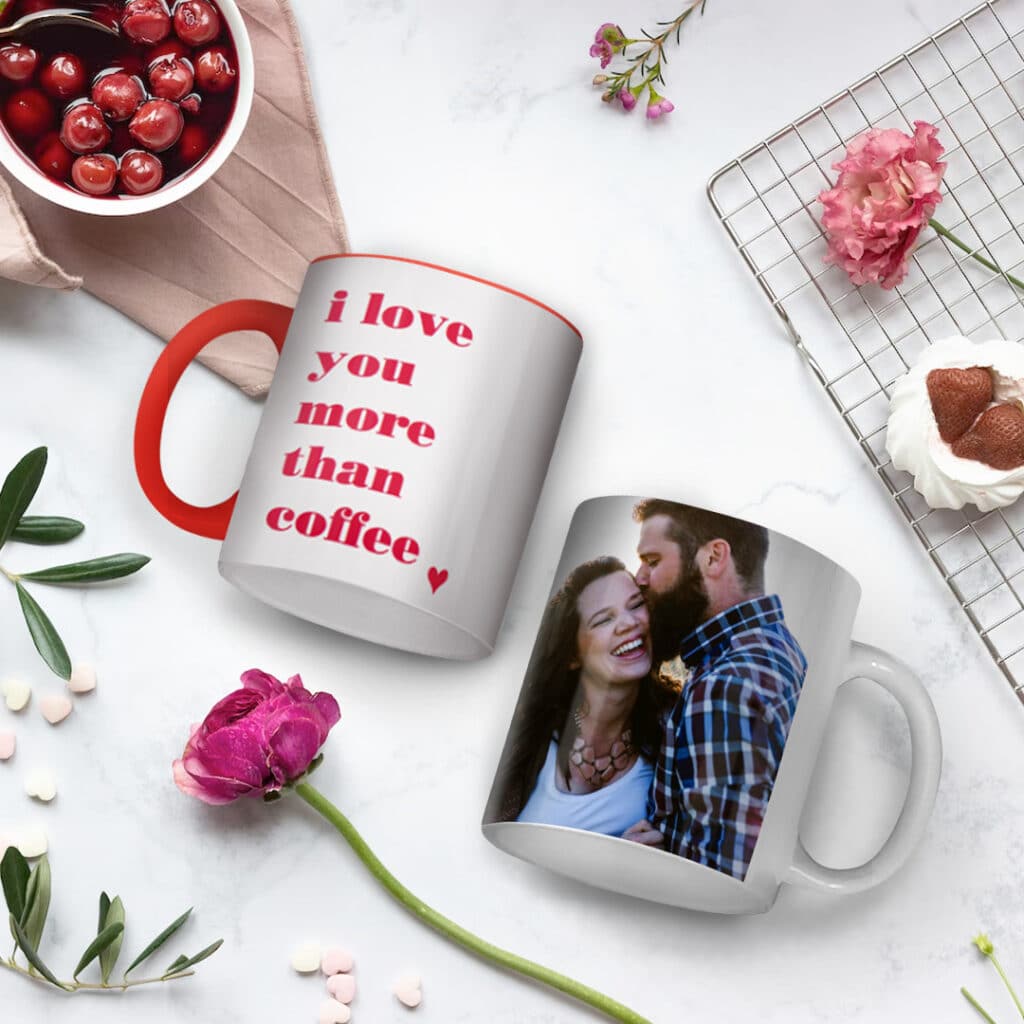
[
  {"left": 0, "top": 447, "right": 150, "bottom": 679},
  {"left": 1, "top": 847, "right": 222, "bottom": 993},
  {"left": 962, "top": 933, "right": 1024, "bottom": 1023},
  {"left": 589, "top": 1, "right": 709, "bottom": 119}
]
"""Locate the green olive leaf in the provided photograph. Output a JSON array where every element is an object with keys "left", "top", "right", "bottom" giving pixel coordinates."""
[
  {"left": 20, "top": 553, "right": 151, "bottom": 585},
  {"left": 9, "top": 914, "right": 67, "bottom": 990},
  {"left": 163, "top": 938, "right": 222, "bottom": 977},
  {"left": 15, "top": 582, "right": 71, "bottom": 680},
  {"left": 73, "top": 921, "right": 125, "bottom": 980},
  {"left": 0, "top": 448, "right": 47, "bottom": 552},
  {"left": 98, "top": 891, "right": 110, "bottom": 935},
  {"left": 12, "top": 516, "right": 85, "bottom": 545},
  {"left": 99, "top": 896, "right": 125, "bottom": 985},
  {"left": 20, "top": 855, "right": 51, "bottom": 952},
  {"left": 1, "top": 846, "right": 30, "bottom": 922},
  {"left": 123, "top": 907, "right": 191, "bottom": 977}
]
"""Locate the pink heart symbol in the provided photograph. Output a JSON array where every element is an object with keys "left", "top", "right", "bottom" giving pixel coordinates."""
[{"left": 428, "top": 567, "right": 449, "bottom": 594}]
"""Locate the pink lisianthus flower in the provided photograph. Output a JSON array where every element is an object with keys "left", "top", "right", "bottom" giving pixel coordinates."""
[
  {"left": 173, "top": 669, "right": 340, "bottom": 805},
  {"left": 818, "top": 120, "right": 946, "bottom": 290}
]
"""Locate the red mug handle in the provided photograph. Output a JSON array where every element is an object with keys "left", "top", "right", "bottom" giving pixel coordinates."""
[{"left": 134, "top": 299, "right": 295, "bottom": 540}]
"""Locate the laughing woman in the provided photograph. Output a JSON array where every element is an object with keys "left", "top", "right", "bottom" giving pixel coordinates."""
[{"left": 487, "top": 557, "right": 674, "bottom": 844}]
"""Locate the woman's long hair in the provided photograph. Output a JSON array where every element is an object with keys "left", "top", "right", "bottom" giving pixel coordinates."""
[{"left": 486, "top": 557, "right": 674, "bottom": 823}]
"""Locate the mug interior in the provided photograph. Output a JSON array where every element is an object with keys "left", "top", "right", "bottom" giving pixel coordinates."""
[{"left": 219, "top": 561, "right": 492, "bottom": 660}]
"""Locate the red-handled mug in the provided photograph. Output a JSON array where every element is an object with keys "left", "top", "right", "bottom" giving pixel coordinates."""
[{"left": 135, "top": 254, "right": 582, "bottom": 659}]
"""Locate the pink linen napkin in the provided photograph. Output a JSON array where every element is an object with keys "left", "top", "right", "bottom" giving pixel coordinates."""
[{"left": 0, "top": 0, "right": 348, "bottom": 397}]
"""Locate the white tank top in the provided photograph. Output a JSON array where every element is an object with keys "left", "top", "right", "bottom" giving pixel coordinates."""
[{"left": 517, "top": 739, "right": 653, "bottom": 837}]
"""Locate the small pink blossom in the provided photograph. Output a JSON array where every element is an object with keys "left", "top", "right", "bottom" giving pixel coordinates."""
[
  {"left": 646, "top": 97, "right": 675, "bottom": 120},
  {"left": 818, "top": 120, "right": 946, "bottom": 290},
  {"left": 619, "top": 89, "right": 637, "bottom": 112},
  {"left": 589, "top": 39, "right": 613, "bottom": 68},
  {"left": 594, "top": 22, "right": 626, "bottom": 46}
]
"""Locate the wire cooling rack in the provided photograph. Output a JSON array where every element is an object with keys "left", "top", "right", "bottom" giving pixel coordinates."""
[{"left": 708, "top": 0, "right": 1024, "bottom": 699}]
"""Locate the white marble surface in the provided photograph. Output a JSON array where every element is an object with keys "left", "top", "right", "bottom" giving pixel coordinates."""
[{"left": 3, "top": 0, "right": 1024, "bottom": 1020}]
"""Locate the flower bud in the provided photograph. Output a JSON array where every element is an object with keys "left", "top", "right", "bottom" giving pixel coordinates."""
[
  {"left": 973, "top": 934, "right": 995, "bottom": 956},
  {"left": 592, "top": 73, "right": 609, "bottom": 85}
]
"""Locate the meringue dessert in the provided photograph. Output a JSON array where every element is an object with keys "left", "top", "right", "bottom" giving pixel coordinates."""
[{"left": 887, "top": 336, "right": 1024, "bottom": 511}]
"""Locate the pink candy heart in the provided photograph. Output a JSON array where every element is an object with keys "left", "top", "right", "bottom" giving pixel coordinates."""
[
  {"left": 326, "top": 973, "right": 355, "bottom": 1003},
  {"left": 0, "top": 732, "right": 14, "bottom": 761},
  {"left": 394, "top": 974, "right": 422, "bottom": 1009},
  {"left": 318, "top": 999, "right": 350, "bottom": 1024},
  {"left": 321, "top": 946, "right": 354, "bottom": 976}
]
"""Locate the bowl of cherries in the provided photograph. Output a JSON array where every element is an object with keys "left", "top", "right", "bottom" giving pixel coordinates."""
[{"left": 0, "top": 0, "right": 253, "bottom": 214}]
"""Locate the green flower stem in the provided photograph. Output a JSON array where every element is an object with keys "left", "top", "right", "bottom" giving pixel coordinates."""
[
  {"left": 0, "top": 956, "right": 194, "bottom": 991},
  {"left": 988, "top": 951, "right": 1024, "bottom": 1019},
  {"left": 962, "top": 986, "right": 1002, "bottom": 1024},
  {"left": 929, "top": 218, "right": 1024, "bottom": 293},
  {"left": 294, "top": 782, "right": 651, "bottom": 1024}
]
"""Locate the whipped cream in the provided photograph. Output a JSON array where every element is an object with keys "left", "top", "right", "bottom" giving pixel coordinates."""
[{"left": 886, "top": 336, "right": 1024, "bottom": 511}]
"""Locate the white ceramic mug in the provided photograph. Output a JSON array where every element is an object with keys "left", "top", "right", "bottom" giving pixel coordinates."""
[
  {"left": 135, "top": 254, "right": 582, "bottom": 659},
  {"left": 483, "top": 495, "right": 942, "bottom": 914}
]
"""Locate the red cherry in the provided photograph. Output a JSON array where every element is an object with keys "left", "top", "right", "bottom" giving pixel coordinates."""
[
  {"left": 4, "top": 88, "right": 54, "bottom": 140},
  {"left": 148, "top": 55, "right": 193, "bottom": 101},
  {"left": 92, "top": 71, "right": 145, "bottom": 121},
  {"left": 129, "top": 98, "right": 183, "bottom": 152},
  {"left": 147, "top": 38, "right": 191, "bottom": 65},
  {"left": 194, "top": 46, "right": 235, "bottom": 93},
  {"left": 71, "top": 153, "right": 118, "bottom": 195},
  {"left": 176, "top": 121, "right": 208, "bottom": 165},
  {"left": 33, "top": 131, "right": 73, "bottom": 180},
  {"left": 0, "top": 45, "right": 39, "bottom": 84},
  {"left": 60, "top": 102, "right": 111, "bottom": 154},
  {"left": 39, "top": 53, "right": 87, "bottom": 100},
  {"left": 121, "top": 0, "right": 172, "bottom": 45},
  {"left": 173, "top": 0, "right": 220, "bottom": 46},
  {"left": 179, "top": 92, "right": 201, "bottom": 116},
  {"left": 119, "top": 149, "right": 163, "bottom": 194}
]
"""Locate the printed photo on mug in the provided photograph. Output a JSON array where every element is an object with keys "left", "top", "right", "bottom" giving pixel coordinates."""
[
  {"left": 484, "top": 494, "right": 941, "bottom": 913},
  {"left": 485, "top": 497, "right": 815, "bottom": 882}
]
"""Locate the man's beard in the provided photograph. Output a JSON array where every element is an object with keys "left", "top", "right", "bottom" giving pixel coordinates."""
[{"left": 647, "top": 563, "right": 709, "bottom": 665}]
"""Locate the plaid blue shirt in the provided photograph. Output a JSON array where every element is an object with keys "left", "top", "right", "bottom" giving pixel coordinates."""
[{"left": 648, "top": 595, "right": 807, "bottom": 880}]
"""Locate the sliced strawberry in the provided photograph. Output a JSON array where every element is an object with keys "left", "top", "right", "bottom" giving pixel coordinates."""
[
  {"left": 926, "top": 366, "right": 993, "bottom": 443},
  {"left": 952, "top": 402, "right": 1024, "bottom": 470}
]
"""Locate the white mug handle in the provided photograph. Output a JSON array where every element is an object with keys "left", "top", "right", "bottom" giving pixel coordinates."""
[{"left": 785, "top": 641, "right": 942, "bottom": 894}]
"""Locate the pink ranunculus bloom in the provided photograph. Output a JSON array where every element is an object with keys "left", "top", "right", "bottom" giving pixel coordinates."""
[
  {"left": 173, "top": 669, "right": 341, "bottom": 805},
  {"left": 818, "top": 120, "right": 946, "bottom": 290}
]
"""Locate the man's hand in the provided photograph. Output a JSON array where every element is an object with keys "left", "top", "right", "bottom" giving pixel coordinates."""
[{"left": 621, "top": 819, "right": 665, "bottom": 847}]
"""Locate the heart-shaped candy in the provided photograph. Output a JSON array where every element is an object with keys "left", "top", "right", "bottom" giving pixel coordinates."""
[
  {"left": 394, "top": 974, "right": 422, "bottom": 1009},
  {"left": 0, "top": 731, "right": 15, "bottom": 760},
  {"left": 68, "top": 663, "right": 97, "bottom": 694},
  {"left": 321, "top": 946, "right": 354, "bottom": 975},
  {"left": 318, "top": 999, "right": 351, "bottom": 1024},
  {"left": 1, "top": 678, "right": 31, "bottom": 712},
  {"left": 25, "top": 768, "right": 57, "bottom": 802},
  {"left": 290, "top": 941, "right": 322, "bottom": 974},
  {"left": 952, "top": 402, "right": 1024, "bottom": 470},
  {"left": 40, "top": 695, "right": 73, "bottom": 725},
  {"left": 326, "top": 973, "right": 356, "bottom": 1003},
  {"left": 927, "top": 366, "right": 993, "bottom": 442}
]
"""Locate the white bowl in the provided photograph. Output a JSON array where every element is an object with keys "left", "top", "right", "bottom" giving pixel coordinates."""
[{"left": 0, "top": 0, "right": 254, "bottom": 216}]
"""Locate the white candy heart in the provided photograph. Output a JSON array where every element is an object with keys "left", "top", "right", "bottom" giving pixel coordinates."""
[
  {"left": 68, "top": 664, "right": 96, "bottom": 695},
  {"left": 1, "top": 679, "right": 30, "bottom": 712},
  {"left": 290, "top": 942, "right": 322, "bottom": 974},
  {"left": 394, "top": 974, "right": 422, "bottom": 1009},
  {"left": 40, "top": 695, "right": 73, "bottom": 726},
  {"left": 0, "top": 732, "right": 15, "bottom": 760},
  {"left": 326, "top": 973, "right": 356, "bottom": 1003},
  {"left": 321, "top": 947, "right": 354, "bottom": 976},
  {"left": 14, "top": 825, "right": 47, "bottom": 858},
  {"left": 318, "top": 999, "right": 350, "bottom": 1024},
  {"left": 25, "top": 769, "right": 57, "bottom": 802}
]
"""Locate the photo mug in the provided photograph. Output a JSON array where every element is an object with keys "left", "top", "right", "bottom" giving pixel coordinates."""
[
  {"left": 134, "top": 254, "right": 582, "bottom": 659},
  {"left": 483, "top": 496, "right": 942, "bottom": 914}
]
